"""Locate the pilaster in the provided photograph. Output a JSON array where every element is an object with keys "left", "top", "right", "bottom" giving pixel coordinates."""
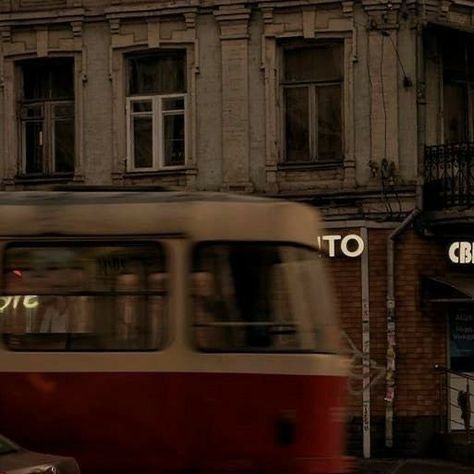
[{"left": 215, "top": 5, "right": 253, "bottom": 191}]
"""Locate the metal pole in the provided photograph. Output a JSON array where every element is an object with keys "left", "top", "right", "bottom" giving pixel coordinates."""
[
  {"left": 467, "top": 378, "right": 470, "bottom": 445},
  {"left": 361, "top": 227, "right": 371, "bottom": 458},
  {"left": 385, "top": 209, "right": 421, "bottom": 449}
]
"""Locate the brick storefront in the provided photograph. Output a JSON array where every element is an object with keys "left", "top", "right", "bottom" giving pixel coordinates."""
[{"left": 323, "top": 223, "right": 451, "bottom": 457}]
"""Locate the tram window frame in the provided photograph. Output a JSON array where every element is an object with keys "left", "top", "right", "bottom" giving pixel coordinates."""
[
  {"left": 190, "top": 240, "right": 340, "bottom": 354},
  {"left": 0, "top": 241, "right": 169, "bottom": 352}
]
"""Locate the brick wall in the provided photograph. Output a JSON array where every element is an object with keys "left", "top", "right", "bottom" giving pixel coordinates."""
[{"left": 326, "top": 226, "right": 450, "bottom": 456}]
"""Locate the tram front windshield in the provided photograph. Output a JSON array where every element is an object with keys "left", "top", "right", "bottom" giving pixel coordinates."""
[{"left": 192, "top": 242, "right": 339, "bottom": 353}]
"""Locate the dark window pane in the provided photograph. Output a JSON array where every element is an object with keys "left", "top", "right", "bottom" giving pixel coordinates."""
[
  {"left": 50, "top": 59, "right": 74, "bottom": 99},
  {"left": 164, "top": 114, "right": 185, "bottom": 166},
  {"left": 444, "top": 82, "right": 468, "bottom": 143},
  {"left": 449, "top": 307, "right": 474, "bottom": 371},
  {"left": 133, "top": 116, "right": 153, "bottom": 168},
  {"left": 24, "top": 121, "right": 43, "bottom": 174},
  {"left": 163, "top": 97, "right": 184, "bottom": 111},
  {"left": 285, "top": 87, "right": 310, "bottom": 162},
  {"left": 132, "top": 101, "right": 152, "bottom": 113},
  {"left": 22, "top": 58, "right": 74, "bottom": 100},
  {"left": 54, "top": 119, "right": 74, "bottom": 173},
  {"left": 284, "top": 44, "right": 343, "bottom": 82},
  {"left": 54, "top": 103, "right": 74, "bottom": 119},
  {"left": 21, "top": 105, "right": 43, "bottom": 120},
  {"left": 22, "top": 64, "right": 49, "bottom": 100},
  {"left": 441, "top": 31, "right": 474, "bottom": 83},
  {"left": 471, "top": 85, "right": 474, "bottom": 139},
  {"left": 129, "top": 52, "right": 186, "bottom": 95},
  {"left": 317, "top": 85, "right": 342, "bottom": 161}
]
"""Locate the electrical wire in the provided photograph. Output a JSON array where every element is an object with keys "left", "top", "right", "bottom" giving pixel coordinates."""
[
  {"left": 380, "top": 34, "right": 393, "bottom": 218},
  {"left": 356, "top": 12, "right": 412, "bottom": 221},
  {"left": 386, "top": 33, "right": 411, "bottom": 86}
]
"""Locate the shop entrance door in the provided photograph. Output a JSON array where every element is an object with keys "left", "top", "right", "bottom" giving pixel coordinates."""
[{"left": 449, "top": 305, "right": 474, "bottom": 431}]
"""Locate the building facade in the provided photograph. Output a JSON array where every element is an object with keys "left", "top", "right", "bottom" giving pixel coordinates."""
[{"left": 0, "top": 0, "right": 473, "bottom": 460}]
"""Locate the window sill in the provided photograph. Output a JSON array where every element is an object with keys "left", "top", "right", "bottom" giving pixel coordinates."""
[
  {"left": 277, "top": 161, "right": 344, "bottom": 171},
  {"left": 14, "top": 173, "right": 75, "bottom": 184},
  {"left": 124, "top": 167, "right": 196, "bottom": 178}
]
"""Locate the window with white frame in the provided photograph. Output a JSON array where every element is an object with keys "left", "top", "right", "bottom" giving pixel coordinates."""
[
  {"left": 127, "top": 51, "right": 186, "bottom": 171},
  {"left": 281, "top": 42, "right": 343, "bottom": 164},
  {"left": 19, "top": 57, "right": 75, "bottom": 176}
]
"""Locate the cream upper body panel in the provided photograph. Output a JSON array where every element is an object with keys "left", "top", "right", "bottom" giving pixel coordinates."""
[
  {"left": 0, "top": 191, "right": 323, "bottom": 248},
  {"left": 0, "top": 191, "right": 345, "bottom": 374}
]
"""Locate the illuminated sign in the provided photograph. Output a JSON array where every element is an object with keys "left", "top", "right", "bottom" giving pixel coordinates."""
[
  {"left": 317, "top": 234, "right": 365, "bottom": 258},
  {"left": 449, "top": 242, "right": 474, "bottom": 264},
  {"left": 0, "top": 296, "right": 39, "bottom": 312}
]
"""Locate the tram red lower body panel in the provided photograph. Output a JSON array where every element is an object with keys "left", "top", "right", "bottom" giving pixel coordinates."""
[{"left": 0, "top": 372, "right": 349, "bottom": 474}]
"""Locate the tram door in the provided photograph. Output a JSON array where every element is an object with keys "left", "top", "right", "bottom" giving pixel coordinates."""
[{"left": 448, "top": 305, "right": 474, "bottom": 431}]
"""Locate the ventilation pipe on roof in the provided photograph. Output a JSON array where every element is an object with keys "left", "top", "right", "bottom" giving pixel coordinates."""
[{"left": 385, "top": 208, "right": 421, "bottom": 448}]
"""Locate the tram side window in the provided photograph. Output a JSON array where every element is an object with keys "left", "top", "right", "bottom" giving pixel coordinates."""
[
  {"left": 0, "top": 243, "right": 167, "bottom": 351},
  {"left": 191, "top": 243, "right": 339, "bottom": 353}
]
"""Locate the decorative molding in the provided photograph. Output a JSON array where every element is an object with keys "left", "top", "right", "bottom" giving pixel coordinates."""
[
  {"left": 214, "top": 6, "right": 251, "bottom": 40},
  {"left": 71, "top": 19, "right": 82, "bottom": 37},
  {"left": 80, "top": 46, "right": 87, "bottom": 83},
  {"left": 262, "top": 6, "right": 274, "bottom": 24},
  {"left": 258, "top": 0, "right": 355, "bottom": 8},
  {"left": 105, "top": 3, "right": 199, "bottom": 22},
  {"left": 416, "top": 80, "right": 426, "bottom": 105},
  {"left": 0, "top": 26, "right": 11, "bottom": 42},
  {"left": 35, "top": 27, "right": 48, "bottom": 57},
  {"left": 342, "top": 0, "right": 354, "bottom": 16},
  {"left": 0, "top": 8, "right": 84, "bottom": 28},
  {"left": 302, "top": 7, "right": 316, "bottom": 38},
  {"left": 184, "top": 12, "right": 196, "bottom": 29},
  {"left": 440, "top": 0, "right": 453, "bottom": 17},
  {"left": 109, "top": 18, "right": 121, "bottom": 35},
  {"left": 343, "top": 159, "right": 357, "bottom": 188},
  {"left": 66, "top": 0, "right": 82, "bottom": 8},
  {"left": 147, "top": 18, "right": 160, "bottom": 48},
  {"left": 361, "top": 0, "right": 402, "bottom": 14}
]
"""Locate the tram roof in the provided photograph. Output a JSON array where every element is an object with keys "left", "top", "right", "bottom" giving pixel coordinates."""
[{"left": 0, "top": 191, "right": 322, "bottom": 247}]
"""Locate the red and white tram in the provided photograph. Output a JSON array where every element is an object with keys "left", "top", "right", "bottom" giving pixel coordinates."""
[{"left": 0, "top": 191, "right": 349, "bottom": 474}]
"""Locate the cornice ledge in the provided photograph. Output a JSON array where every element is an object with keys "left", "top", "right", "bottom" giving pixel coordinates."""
[
  {"left": 213, "top": 5, "right": 251, "bottom": 22},
  {"left": 361, "top": 0, "right": 402, "bottom": 12},
  {"left": 258, "top": 0, "right": 346, "bottom": 8},
  {"left": 451, "top": 0, "right": 474, "bottom": 6},
  {"left": 425, "top": 17, "right": 474, "bottom": 32},
  {"left": 0, "top": 7, "right": 85, "bottom": 26},
  {"left": 105, "top": 1, "right": 200, "bottom": 20}
]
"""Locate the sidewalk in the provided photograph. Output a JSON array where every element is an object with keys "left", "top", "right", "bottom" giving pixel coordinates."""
[{"left": 355, "top": 458, "right": 474, "bottom": 473}]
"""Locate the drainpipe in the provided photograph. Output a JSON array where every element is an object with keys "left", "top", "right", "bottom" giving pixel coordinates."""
[
  {"left": 385, "top": 208, "right": 421, "bottom": 449},
  {"left": 416, "top": 22, "right": 426, "bottom": 210},
  {"left": 384, "top": 16, "right": 426, "bottom": 450}
]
